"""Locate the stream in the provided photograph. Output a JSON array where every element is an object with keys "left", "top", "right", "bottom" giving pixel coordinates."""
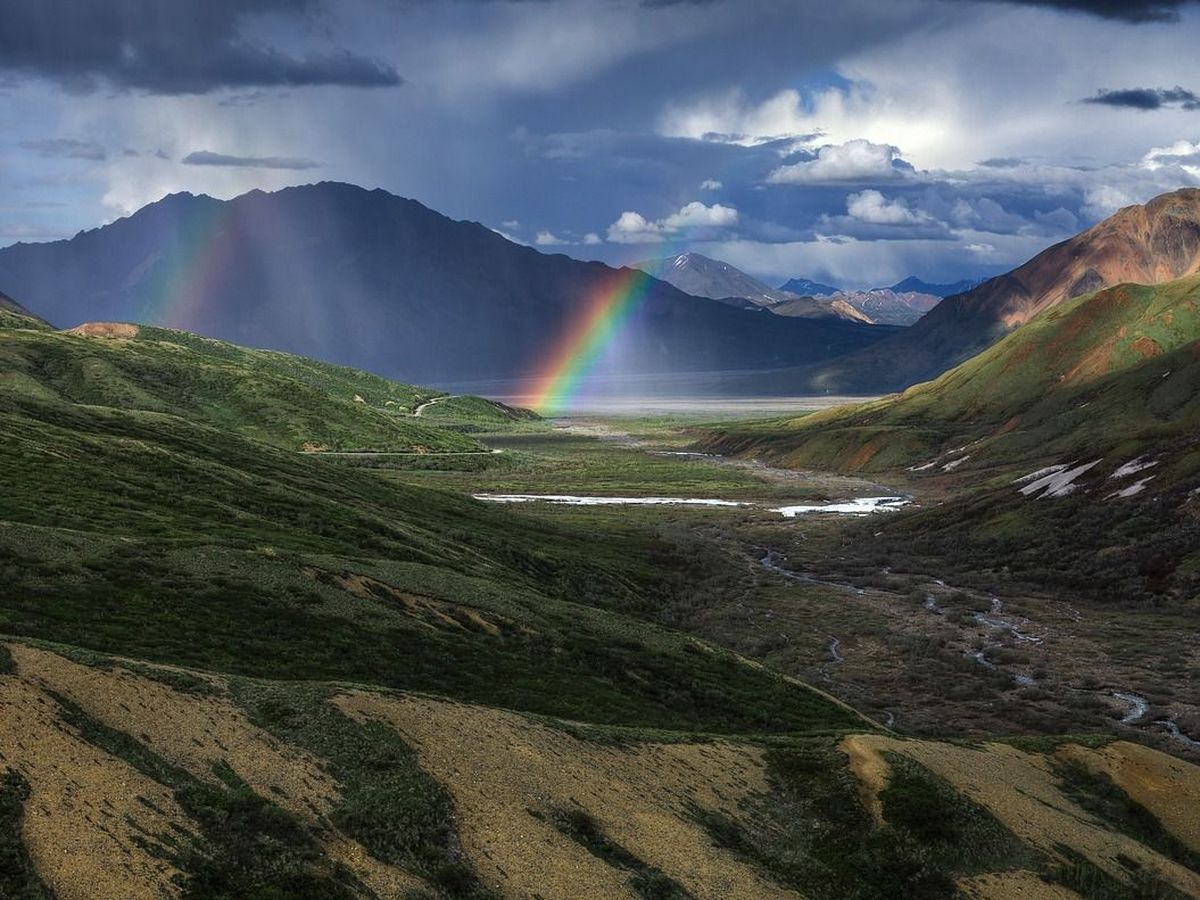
[{"left": 475, "top": 493, "right": 910, "bottom": 517}]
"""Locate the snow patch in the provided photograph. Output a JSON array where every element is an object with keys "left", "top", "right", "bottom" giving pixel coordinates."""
[
  {"left": 1012, "top": 464, "right": 1069, "bottom": 485},
  {"left": 774, "top": 497, "right": 910, "bottom": 517},
  {"left": 941, "top": 455, "right": 970, "bottom": 472},
  {"left": 1106, "top": 476, "right": 1154, "bottom": 500},
  {"left": 1110, "top": 457, "right": 1157, "bottom": 479},
  {"left": 1018, "top": 460, "right": 1102, "bottom": 499}
]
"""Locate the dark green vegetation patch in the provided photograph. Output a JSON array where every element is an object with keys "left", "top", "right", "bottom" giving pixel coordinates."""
[
  {"left": 234, "top": 682, "right": 494, "bottom": 898},
  {"left": 0, "top": 771, "right": 55, "bottom": 900},
  {"left": 547, "top": 806, "right": 693, "bottom": 899},
  {"left": 688, "top": 741, "right": 1028, "bottom": 899}
]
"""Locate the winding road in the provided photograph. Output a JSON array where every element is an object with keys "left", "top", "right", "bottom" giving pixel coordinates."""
[{"left": 413, "top": 395, "right": 453, "bottom": 416}]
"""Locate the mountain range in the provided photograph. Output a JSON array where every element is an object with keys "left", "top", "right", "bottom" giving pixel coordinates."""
[
  {"left": 0, "top": 184, "right": 893, "bottom": 388},
  {"left": 886, "top": 276, "right": 984, "bottom": 297},
  {"left": 634, "top": 252, "right": 795, "bottom": 307},
  {"left": 778, "top": 276, "right": 981, "bottom": 299},
  {"left": 778, "top": 277, "right": 842, "bottom": 296},
  {"left": 744, "top": 188, "right": 1200, "bottom": 394},
  {"left": 638, "top": 253, "right": 928, "bottom": 325},
  {"left": 819, "top": 288, "right": 940, "bottom": 327}
]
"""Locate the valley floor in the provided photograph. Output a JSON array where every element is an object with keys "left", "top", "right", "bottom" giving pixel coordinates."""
[
  {"left": 4, "top": 397, "right": 1200, "bottom": 898},
  {"left": 379, "top": 415, "right": 1200, "bottom": 757}
]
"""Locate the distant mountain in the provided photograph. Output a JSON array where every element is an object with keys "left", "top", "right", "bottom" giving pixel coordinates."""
[
  {"left": 634, "top": 252, "right": 793, "bottom": 306},
  {"left": 741, "top": 187, "right": 1200, "bottom": 393},
  {"left": 775, "top": 278, "right": 939, "bottom": 325},
  {"left": 885, "top": 276, "right": 983, "bottom": 298},
  {"left": 778, "top": 277, "right": 841, "bottom": 297},
  {"left": 633, "top": 253, "right": 870, "bottom": 323},
  {"left": 0, "top": 184, "right": 892, "bottom": 386},
  {"left": 769, "top": 295, "right": 873, "bottom": 324},
  {"left": 832, "top": 289, "right": 941, "bottom": 326}
]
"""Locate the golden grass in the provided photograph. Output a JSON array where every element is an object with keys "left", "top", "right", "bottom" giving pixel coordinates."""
[
  {"left": 845, "top": 735, "right": 1200, "bottom": 896},
  {"left": 0, "top": 653, "right": 188, "bottom": 900},
  {"left": 4, "top": 643, "right": 426, "bottom": 898},
  {"left": 958, "top": 869, "right": 1082, "bottom": 899},
  {"left": 1057, "top": 740, "right": 1200, "bottom": 854},
  {"left": 334, "top": 690, "right": 801, "bottom": 900}
]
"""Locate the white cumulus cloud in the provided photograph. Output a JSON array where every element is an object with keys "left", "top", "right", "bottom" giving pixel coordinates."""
[
  {"left": 845, "top": 189, "right": 929, "bottom": 225},
  {"left": 768, "top": 140, "right": 910, "bottom": 185},
  {"left": 606, "top": 201, "right": 738, "bottom": 244},
  {"left": 534, "top": 229, "right": 568, "bottom": 245}
]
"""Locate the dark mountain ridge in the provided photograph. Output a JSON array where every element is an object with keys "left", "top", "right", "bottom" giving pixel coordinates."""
[
  {"left": 885, "top": 276, "right": 983, "bottom": 297},
  {"left": 0, "top": 183, "right": 894, "bottom": 387}
]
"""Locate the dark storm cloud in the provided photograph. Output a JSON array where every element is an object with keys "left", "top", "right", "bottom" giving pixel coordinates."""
[
  {"left": 0, "top": 0, "right": 402, "bottom": 94},
  {"left": 19, "top": 138, "right": 108, "bottom": 160},
  {"left": 1082, "top": 86, "right": 1200, "bottom": 110},
  {"left": 985, "top": 0, "right": 1196, "bottom": 21},
  {"left": 182, "top": 151, "right": 322, "bottom": 170}
]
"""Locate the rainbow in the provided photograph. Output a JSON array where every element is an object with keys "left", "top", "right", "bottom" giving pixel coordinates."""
[
  {"left": 521, "top": 265, "right": 657, "bottom": 415},
  {"left": 135, "top": 200, "right": 236, "bottom": 332}
]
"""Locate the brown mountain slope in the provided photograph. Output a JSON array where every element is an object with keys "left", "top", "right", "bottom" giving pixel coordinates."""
[
  {"left": 770, "top": 294, "right": 874, "bottom": 323},
  {"left": 749, "top": 187, "right": 1200, "bottom": 393}
]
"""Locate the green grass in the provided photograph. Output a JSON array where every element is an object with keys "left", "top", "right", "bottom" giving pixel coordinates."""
[
  {"left": 233, "top": 681, "right": 494, "bottom": 897},
  {"left": 0, "top": 387, "right": 862, "bottom": 736},
  {"left": 0, "top": 324, "right": 486, "bottom": 452},
  {"left": 375, "top": 430, "right": 827, "bottom": 501},
  {"left": 416, "top": 394, "right": 540, "bottom": 430}
]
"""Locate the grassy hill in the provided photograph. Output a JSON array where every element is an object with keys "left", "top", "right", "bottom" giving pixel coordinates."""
[
  {"left": 0, "top": 291, "right": 50, "bottom": 331},
  {"left": 699, "top": 273, "right": 1200, "bottom": 604},
  {"left": 701, "top": 273, "right": 1200, "bottom": 475},
  {"left": 0, "top": 321, "right": 505, "bottom": 452},
  {"left": 3, "top": 313, "right": 1200, "bottom": 897}
]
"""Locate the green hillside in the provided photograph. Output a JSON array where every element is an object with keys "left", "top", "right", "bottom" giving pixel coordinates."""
[
  {"left": 700, "top": 273, "right": 1200, "bottom": 476},
  {"left": 0, "top": 293, "right": 50, "bottom": 331},
  {"left": 698, "top": 274, "right": 1200, "bottom": 604},
  {"left": 0, "top": 322, "right": 489, "bottom": 452},
  {"left": 4, "top": 315, "right": 1200, "bottom": 897}
]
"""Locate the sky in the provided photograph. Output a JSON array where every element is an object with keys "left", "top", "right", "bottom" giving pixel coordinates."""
[{"left": 1, "top": 0, "right": 1199, "bottom": 289}]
